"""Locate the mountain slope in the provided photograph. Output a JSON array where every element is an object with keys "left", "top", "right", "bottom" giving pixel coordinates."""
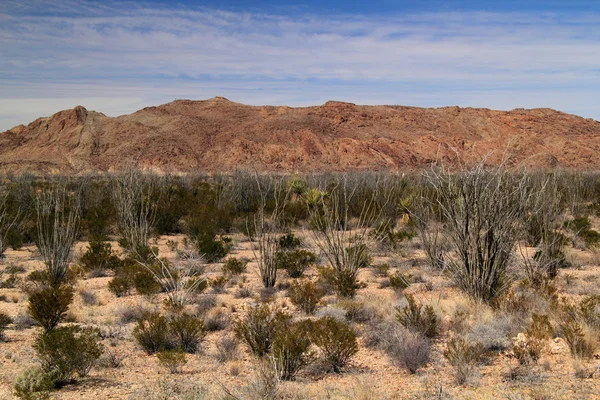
[{"left": 1, "top": 97, "right": 600, "bottom": 173}]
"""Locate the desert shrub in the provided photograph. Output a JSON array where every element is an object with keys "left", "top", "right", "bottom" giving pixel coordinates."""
[
  {"left": 389, "top": 271, "right": 412, "bottom": 293},
  {"left": 156, "top": 349, "right": 187, "bottom": 374},
  {"left": 133, "top": 268, "right": 161, "bottom": 295},
  {"left": 288, "top": 280, "right": 324, "bottom": 315},
  {"left": 340, "top": 300, "right": 378, "bottom": 324},
  {"left": 215, "top": 335, "right": 239, "bottom": 362},
  {"left": 276, "top": 249, "right": 316, "bottom": 278},
  {"left": 373, "top": 263, "right": 390, "bottom": 277},
  {"left": 194, "top": 232, "right": 229, "bottom": 263},
  {"left": 512, "top": 313, "right": 552, "bottom": 365},
  {"left": 107, "top": 275, "right": 132, "bottom": 297},
  {"left": 465, "top": 317, "right": 512, "bottom": 352},
  {"left": 272, "top": 320, "right": 313, "bottom": 380},
  {"left": 33, "top": 325, "right": 104, "bottom": 382},
  {"left": 13, "top": 366, "right": 57, "bottom": 399},
  {"left": 235, "top": 286, "right": 252, "bottom": 299},
  {"left": 133, "top": 312, "right": 173, "bottom": 354},
  {"left": 222, "top": 257, "right": 247, "bottom": 275},
  {"left": 78, "top": 290, "right": 97, "bottom": 306},
  {"left": 580, "top": 229, "right": 600, "bottom": 247},
  {"left": 14, "top": 313, "right": 37, "bottom": 331},
  {"left": 395, "top": 294, "right": 439, "bottom": 338},
  {"left": 97, "top": 348, "right": 125, "bottom": 369},
  {"left": 385, "top": 330, "right": 431, "bottom": 374},
  {"left": 169, "top": 313, "right": 205, "bottom": 354},
  {"left": 209, "top": 274, "right": 228, "bottom": 294},
  {"left": 443, "top": 336, "right": 483, "bottom": 385},
  {"left": 317, "top": 266, "right": 366, "bottom": 298},
  {"left": 79, "top": 240, "right": 121, "bottom": 276},
  {"left": 278, "top": 233, "right": 301, "bottom": 249},
  {"left": 27, "top": 285, "right": 74, "bottom": 331},
  {"left": 0, "top": 312, "right": 12, "bottom": 341},
  {"left": 203, "top": 309, "right": 229, "bottom": 332},
  {"left": 234, "top": 303, "right": 292, "bottom": 357},
  {"left": 579, "top": 295, "right": 600, "bottom": 329},
  {"left": 195, "top": 294, "right": 217, "bottom": 315},
  {"left": 306, "top": 316, "right": 358, "bottom": 373}
]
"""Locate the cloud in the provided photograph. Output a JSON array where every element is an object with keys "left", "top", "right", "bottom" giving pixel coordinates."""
[{"left": 1, "top": 0, "right": 599, "bottom": 130}]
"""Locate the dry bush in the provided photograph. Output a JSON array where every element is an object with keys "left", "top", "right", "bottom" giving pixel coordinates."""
[
  {"left": 307, "top": 175, "right": 393, "bottom": 298},
  {"left": 204, "top": 309, "right": 229, "bottom": 332},
  {"left": 0, "top": 185, "right": 21, "bottom": 258},
  {"left": 384, "top": 329, "right": 431, "bottom": 374},
  {"left": 215, "top": 335, "right": 240, "bottom": 362},
  {"left": 443, "top": 336, "right": 483, "bottom": 385},
  {"left": 422, "top": 160, "right": 534, "bottom": 304},
  {"left": 0, "top": 312, "right": 12, "bottom": 341},
  {"left": 35, "top": 180, "right": 81, "bottom": 285}
]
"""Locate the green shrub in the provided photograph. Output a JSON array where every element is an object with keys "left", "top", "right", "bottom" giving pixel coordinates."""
[
  {"left": 373, "top": 263, "right": 390, "bottom": 277},
  {"left": 276, "top": 249, "right": 316, "bottom": 278},
  {"left": 317, "top": 266, "right": 366, "bottom": 298},
  {"left": 13, "top": 366, "right": 57, "bottom": 399},
  {"left": 278, "top": 233, "right": 301, "bottom": 250},
  {"left": 272, "top": 321, "right": 313, "bottom": 380},
  {"left": 307, "top": 317, "right": 358, "bottom": 373},
  {"left": 156, "top": 348, "right": 187, "bottom": 374},
  {"left": 209, "top": 274, "right": 228, "bottom": 294},
  {"left": 33, "top": 325, "right": 103, "bottom": 382},
  {"left": 579, "top": 295, "right": 600, "bottom": 329},
  {"left": 169, "top": 313, "right": 205, "bottom": 354},
  {"left": 395, "top": 294, "right": 439, "bottom": 338},
  {"left": 389, "top": 271, "right": 412, "bottom": 292},
  {"left": 346, "top": 243, "right": 371, "bottom": 269},
  {"left": 27, "top": 285, "right": 74, "bottom": 331},
  {"left": 107, "top": 275, "right": 132, "bottom": 297},
  {"left": 0, "top": 312, "right": 12, "bottom": 341},
  {"left": 288, "top": 280, "right": 324, "bottom": 315},
  {"left": 234, "top": 303, "right": 291, "bottom": 357},
  {"left": 79, "top": 240, "right": 121, "bottom": 275},
  {"left": 133, "top": 268, "right": 161, "bottom": 296},
  {"left": 580, "top": 229, "right": 600, "bottom": 247},
  {"left": 195, "top": 232, "right": 229, "bottom": 263},
  {"left": 133, "top": 312, "right": 173, "bottom": 354},
  {"left": 222, "top": 257, "right": 247, "bottom": 275}
]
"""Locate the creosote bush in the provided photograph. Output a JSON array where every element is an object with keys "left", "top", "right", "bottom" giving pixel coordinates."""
[
  {"left": 288, "top": 280, "right": 324, "bottom": 315},
  {"left": 234, "top": 303, "right": 292, "bottom": 357},
  {"left": 222, "top": 257, "right": 247, "bottom": 275},
  {"left": 395, "top": 294, "right": 439, "bottom": 338},
  {"left": 14, "top": 366, "right": 57, "bottom": 400},
  {"left": 276, "top": 249, "right": 316, "bottom": 279},
  {"left": 156, "top": 349, "right": 187, "bottom": 374},
  {"left": 133, "top": 312, "right": 205, "bottom": 354},
  {"left": 27, "top": 285, "right": 74, "bottom": 331},
  {"left": 169, "top": 313, "right": 206, "bottom": 354},
  {"left": 272, "top": 320, "right": 313, "bottom": 380},
  {"left": 33, "top": 325, "right": 104, "bottom": 383},
  {"left": 79, "top": 240, "right": 122, "bottom": 276},
  {"left": 306, "top": 316, "right": 358, "bottom": 373}
]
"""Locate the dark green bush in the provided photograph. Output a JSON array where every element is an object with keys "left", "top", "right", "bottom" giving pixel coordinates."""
[
  {"left": 307, "top": 317, "right": 358, "bottom": 373},
  {"left": 27, "top": 285, "right": 74, "bottom": 331},
  {"left": 395, "top": 294, "right": 439, "bottom": 338},
  {"left": 389, "top": 271, "right": 412, "bottom": 292},
  {"left": 288, "top": 280, "right": 324, "bottom": 315},
  {"left": 33, "top": 325, "right": 103, "bottom": 383},
  {"left": 0, "top": 312, "right": 12, "bottom": 341},
  {"left": 107, "top": 275, "right": 132, "bottom": 297},
  {"left": 234, "top": 303, "right": 291, "bottom": 357},
  {"left": 133, "top": 312, "right": 173, "bottom": 354},
  {"left": 272, "top": 321, "right": 313, "bottom": 380},
  {"left": 195, "top": 232, "right": 229, "bottom": 263},
  {"left": 133, "top": 268, "right": 161, "bottom": 296},
  {"left": 169, "top": 313, "right": 206, "bottom": 354},
  {"left": 222, "top": 257, "right": 247, "bottom": 275},
  {"left": 276, "top": 249, "right": 316, "bottom": 278},
  {"left": 278, "top": 233, "right": 301, "bottom": 250},
  {"left": 79, "top": 240, "right": 122, "bottom": 276}
]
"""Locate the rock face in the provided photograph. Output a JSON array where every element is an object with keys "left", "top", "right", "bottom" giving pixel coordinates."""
[{"left": 1, "top": 97, "right": 600, "bottom": 174}]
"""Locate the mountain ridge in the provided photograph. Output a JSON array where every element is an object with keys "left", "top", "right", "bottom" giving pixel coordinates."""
[{"left": 2, "top": 98, "right": 600, "bottom": 174}]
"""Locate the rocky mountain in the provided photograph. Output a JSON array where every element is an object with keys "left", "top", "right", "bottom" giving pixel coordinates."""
[{"left": 1, "top": 97, "right": 599, "bottom": 174}]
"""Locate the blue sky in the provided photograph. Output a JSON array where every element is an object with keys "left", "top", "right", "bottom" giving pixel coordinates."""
[{"left": 1, "top": 0, "right": 600, "bottom": 130}]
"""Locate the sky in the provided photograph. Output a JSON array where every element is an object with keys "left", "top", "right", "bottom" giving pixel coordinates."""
[{"left": 1, "top": 0, "right": 600, "bottom": 130}]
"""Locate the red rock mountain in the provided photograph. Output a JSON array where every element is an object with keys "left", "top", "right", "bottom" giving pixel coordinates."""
[{"left": 1, "top": 97, "right": 599, "bottom": 174}]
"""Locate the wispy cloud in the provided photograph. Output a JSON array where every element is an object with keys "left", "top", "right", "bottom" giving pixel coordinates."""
[{"left": 1, "top": 0, "right": 599, "bottom": 130}]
